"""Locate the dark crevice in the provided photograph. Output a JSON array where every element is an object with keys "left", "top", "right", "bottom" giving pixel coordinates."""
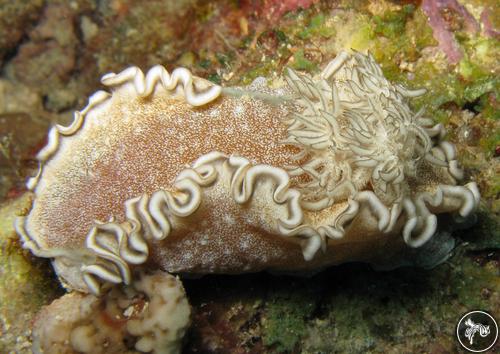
[
  {"left": 462, "top": 97, "right": 481, "bottom": 114},
  {"left": 0, "top": 33, "right": 29, "bottom": 69},
  {"left": 0, "top": 2, "right": 47, "bottom": 74}
]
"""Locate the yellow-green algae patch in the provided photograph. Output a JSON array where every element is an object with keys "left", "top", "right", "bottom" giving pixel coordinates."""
[
  {"left": 308, "top": 257, "right": 498, "bottom": 353},
  {"left": 0, "top": 194, "right": 62, "bottom": 353},
  {"left": 232, "top": 1, "right": 497, "bottom": 132},
  {"left": 262, "top": 286, "right": 317, "bottom": 352}
]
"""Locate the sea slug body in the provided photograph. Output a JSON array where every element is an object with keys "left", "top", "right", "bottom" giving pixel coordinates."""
[{"left": 15, "top": 51, "right": 479, "bottom": 353}]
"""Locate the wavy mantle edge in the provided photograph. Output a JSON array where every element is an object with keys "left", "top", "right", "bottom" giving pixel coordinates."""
[
  {"left": 25, "top": 65, "right": 222, "bottom": 191},
  {"left": 13, "top": 62, "right": 481, "bottom": 295},
  {"left": 16, "top": 149, "right": 480, "bottom": 295}
]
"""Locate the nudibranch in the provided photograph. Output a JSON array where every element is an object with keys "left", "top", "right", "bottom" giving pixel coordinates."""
[{"left": 16, "top": 51, "right": 480, "bottom": 299}]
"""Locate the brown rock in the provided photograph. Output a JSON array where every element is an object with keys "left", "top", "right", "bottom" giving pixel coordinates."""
[
  {"left": 6, "top": 3, "right": 77, "bottom": 95},
  {"left": 0, "top": 0, "right": 44, "bottom": 65}
]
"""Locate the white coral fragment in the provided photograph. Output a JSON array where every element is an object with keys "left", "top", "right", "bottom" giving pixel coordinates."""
[
  {"left": 32, "top": 271, "right": 190, "bottom": 354},
  {"left": 126, "top": 271, "right": 191, "bottom": 354}
]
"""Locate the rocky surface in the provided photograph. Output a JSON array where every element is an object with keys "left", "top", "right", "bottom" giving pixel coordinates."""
[
  {"left": 0, "top": 195, "right": 63, "bottom": 353},
  {"left": 0, "top": 0, "right": 498, "bottom": 353}
]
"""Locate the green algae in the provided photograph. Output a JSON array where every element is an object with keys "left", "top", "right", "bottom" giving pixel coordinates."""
[
  {"left": 290, "top": 49, "right": 317, "bottom": 72},
  {"left": 373, "top": 5, "right": 415, "bottom": 40},
  {"left": 477, "top": 92, "right": 499, "bottom": 121},
  {"left": 457, "top": 209, "right": 500, "bottom": 251},
  {"left": 0, "top": 195, "right": 62, "bottom": 352},
  {"left": 280, "top": 3, "right": 496, "bottom": 135},
  {"left": 207, "top": 73, "right": 222, "bottom": 84},
  {"left": 241, "top": 61, "right": 279, "bottom": 85},
  {"left": 463, "top": 76, "right": 498, "bottom": 103},
  {"left": 262, "top": 287, "right": 316, "bottom": 352},
  {"left": 298, "top": 253, "right": 498, "bottom": 353},
  {"left": 345, "top": 18, "right": 375, "bottom": 52},
  {"left": 447, "top": 254, "right": 499, "bottom": 310},
  {"left": 298, "top": 14, "right": 335, "bottom": 40},
  {"left": 479, "top": 132, "right": 499, "bottom": 159}
]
